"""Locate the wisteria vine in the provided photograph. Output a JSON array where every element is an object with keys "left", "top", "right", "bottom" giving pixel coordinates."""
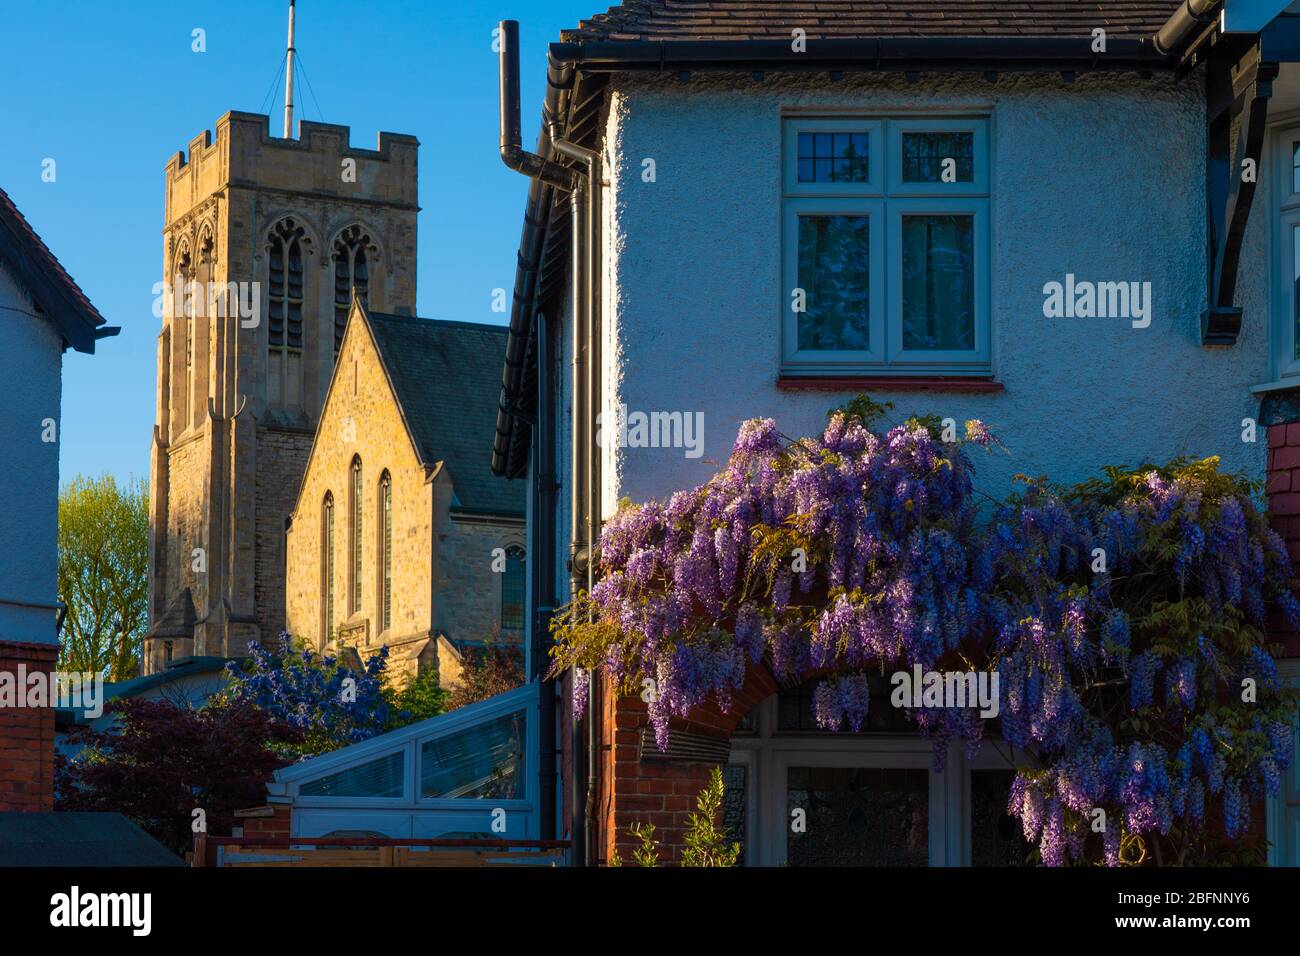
[{"left": 550, "top": 401, "right": 1300, "bottom": 865}]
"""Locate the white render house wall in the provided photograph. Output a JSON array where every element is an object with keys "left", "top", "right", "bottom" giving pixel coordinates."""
[
  {"left": 597, "top": 70, "right": 1271, "bottom": 514},
  {"left": 0, "top": 261, "right": 64, "bottom": 646}
]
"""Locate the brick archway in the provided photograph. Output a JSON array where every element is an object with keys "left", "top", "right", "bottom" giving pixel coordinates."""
[{"left": 595, "top": 662, "right": 779, "bottom": 865}]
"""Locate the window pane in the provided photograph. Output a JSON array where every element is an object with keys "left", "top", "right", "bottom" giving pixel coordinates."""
[
  {"left": 722, "top": 764, "right": 747, "bottom": 861},
  {"left": 382, "top": 478, "right": 392, "bottom": 633},
  {"left": 797, "top": 215, "right": 870, "bottom": 351},
  {"left": 501, "top": 547, "right": 526, "bottom": 631},
  {"left": 797, "top": 130, "right": 869, "bottom": 183},
  {"left": 421, "top": 711, "right": 526, "bottom": 799},
  {"left": 1294, "top": 224, "right": 1300, "bottom": 361},
  {"left": 902, "top": 214, "right": 975, "bottom": 351},
  {"left": 352, "top": 461, "right": 363, "bottom": 613},
  {"left": 902, "top": 131, "right": 974, "bottom": 183},
  {"left": 970, "top": 770, "right": 1032, "bottom": 866},
  {"left": 1293, "top": 141, "right": 1300, "bottom": 193},
  {"left": 300, "top": 751, "right": 404, "bottom": 798},
  {"left": 786, "top": 766, "right": 929, "bottom": 866}
]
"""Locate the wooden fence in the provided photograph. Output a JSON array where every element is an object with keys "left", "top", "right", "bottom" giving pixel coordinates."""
[{"left": 192, "top": 835, "right": 569, "bottom": 868}]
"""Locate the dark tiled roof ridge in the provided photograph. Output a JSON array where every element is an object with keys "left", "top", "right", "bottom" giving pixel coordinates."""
[
  {"left": 561, "top": 1, "right": 1182, "bottom": 42},
  {"left": 369, "top": 312, "right": 509, "bottom": 334}
]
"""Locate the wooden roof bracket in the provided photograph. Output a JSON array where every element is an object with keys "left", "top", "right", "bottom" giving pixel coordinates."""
[{"left": 1202, "top": 42, "right": 1276, "bottom": 346}]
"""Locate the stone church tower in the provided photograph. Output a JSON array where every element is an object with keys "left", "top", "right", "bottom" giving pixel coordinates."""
[{"left": 145, "top": 110, "right": 418, "bottom": 673}]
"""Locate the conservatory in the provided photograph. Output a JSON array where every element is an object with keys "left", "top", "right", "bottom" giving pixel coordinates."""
[{"left": 266, "top": 684, "right": 540, "bottom": 841}]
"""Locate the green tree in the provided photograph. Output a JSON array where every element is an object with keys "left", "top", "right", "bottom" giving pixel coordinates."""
[
  {"left": 57, "top": 475, "right": 148, "bottom": 680},
  {"left": 384, "top": 666, "right": 450, "bottom": 731}
]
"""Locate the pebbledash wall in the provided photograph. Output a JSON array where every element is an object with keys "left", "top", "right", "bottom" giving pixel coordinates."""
[
  {"left": 598, "top": 70, "right": 1267, "bottom": 512},
  {"left": 0, "top": 264, "right": 63, "bottom": 811},
  {"left": 581, "top": 69, "right": 1286, "bottom": 863}
]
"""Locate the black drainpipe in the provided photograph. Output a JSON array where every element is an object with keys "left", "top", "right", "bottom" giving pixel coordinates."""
[
  {"left": 532, "top": 309, "right": 558, "bottom": 840},
  {"left": 1154, "top": 0, "right": 1222, "bottom": 57},
  {"left": 566, "top": 172, "right": 590, "bottom": 866},
  {"left": 549, "top": 123, "right": 603, "bottom": 867},
  {"left": 498, "top": 19, "right": 583, "bottom": 857}
]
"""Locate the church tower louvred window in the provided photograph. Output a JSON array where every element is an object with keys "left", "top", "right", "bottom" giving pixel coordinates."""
[
  {"left": 333, "top": 225, "right": 372, "bottom": 354},
  {"left": 176, "top": 242, "right": 194, "bottom": 430},
  {"left": 267, "top": 217, "right": 307, "bottom": 406}
]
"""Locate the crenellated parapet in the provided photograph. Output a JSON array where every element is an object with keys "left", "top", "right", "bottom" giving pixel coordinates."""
[{"left": 165, "top": 112, "right": 419, "bottom": 226}]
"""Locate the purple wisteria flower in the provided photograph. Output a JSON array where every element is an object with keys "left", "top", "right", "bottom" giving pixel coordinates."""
[{"left": 553, "top": 412, "right": 1300, "bottom": 866}]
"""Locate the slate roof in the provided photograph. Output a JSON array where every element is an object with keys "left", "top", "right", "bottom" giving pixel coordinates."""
[
  {"left": 0, "top": 185, "right": 115, "bottom": 354},
  {"left": 562, "top": 1, "right": 1181, "bottom": 41},
  {"left": 0, "top": 812, "right": 184, "bottom": 867},
  {"left": 368, "top": 313, "right": 525, "bottom": 518}
]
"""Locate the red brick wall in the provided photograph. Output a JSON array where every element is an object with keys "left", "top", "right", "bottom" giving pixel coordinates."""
[
  {"left": 1266, "top": 423, "right": 1300, "bottom": 658},
  {"left": 0, "top": 640, "right": 57, "bottom": 812},
  {"left": 596, "top": 665, "right": 778, "bottom": 865}
]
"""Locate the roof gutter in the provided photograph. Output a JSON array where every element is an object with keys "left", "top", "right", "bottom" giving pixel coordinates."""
[{"left": 548, "top": 34, "right": 1174, "bottom": 72}]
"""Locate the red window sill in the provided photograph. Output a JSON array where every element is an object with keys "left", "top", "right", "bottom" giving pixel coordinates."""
[{"left": 777, "top": 375, "right": 1004, "bottom": 394}]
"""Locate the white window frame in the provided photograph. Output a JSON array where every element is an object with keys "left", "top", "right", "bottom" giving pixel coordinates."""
[
  {"left": 723, "top": 748, "right": 759, "bottom": 867},
  {"left": 782, "top": 196, "right": 886, "bottom": 367},
  {"left": 1271, "top": 117, "right": 1300, "bottom": 382},
  {"left": 728, "top": 694, "right": 1028, "bottom": 867},
  {"left": 887, "top": 198, "right": 991, "bottom": 370},
  {"left": 886, "top": 118, "right": 990, "bottom": 196},
  {"left": 782, "top": 115, "right": 991, "bottom": 377},
  {"left": 770, "top": 742, "right": 947, "bottom": 867},
  {"left": 782, "top": 118, "right": 884, "bottom": 196}
]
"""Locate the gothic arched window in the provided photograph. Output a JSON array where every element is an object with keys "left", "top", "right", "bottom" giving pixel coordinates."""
[
  {"left": 501, "top": 545, "right": 526, "bottom": 632},
  {"left": 377, "top": 471, "right": 392, "bottom": 633},
  {"left": 192, "top": 227, "right": 214, "bottom": 428},
  {"left": 350, "top": 456, "right": 363, "bottom": 615},
  {"left": 322, "top": 492, "right": 335, "bottom": 641},
  {"left": 267, "top": 217, "right": 307, "bottom": 406},
  {"left": 333, "top": 225, "right": 372, "bottom": 354},
  {"left": 174, "top": 242, "right": 194, "bottom": 430}
]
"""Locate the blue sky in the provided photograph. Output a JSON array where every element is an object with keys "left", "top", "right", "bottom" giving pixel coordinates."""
[{"left": 0, "top": 0, "right": 598, "bottom": 487}]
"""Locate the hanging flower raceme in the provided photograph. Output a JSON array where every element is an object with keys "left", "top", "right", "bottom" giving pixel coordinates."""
[
  {"left": 553, "top": 409, "right": 990, "bottom": 749},
  {"left": 549, "top": 406, "right": 1300, "bottom": 866}
]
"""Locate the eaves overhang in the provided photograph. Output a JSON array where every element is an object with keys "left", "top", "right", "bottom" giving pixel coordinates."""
[
  {"left": 490, "top": 20, "right": 1215, "bottom": 480},
  {"left": 547, "top": 34, "right": 1175, "bottom": 73}
]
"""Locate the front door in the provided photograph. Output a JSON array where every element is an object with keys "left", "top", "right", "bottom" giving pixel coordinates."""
[{"left": 726, "top": 681, "right": 1031, "bottom": 867}]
